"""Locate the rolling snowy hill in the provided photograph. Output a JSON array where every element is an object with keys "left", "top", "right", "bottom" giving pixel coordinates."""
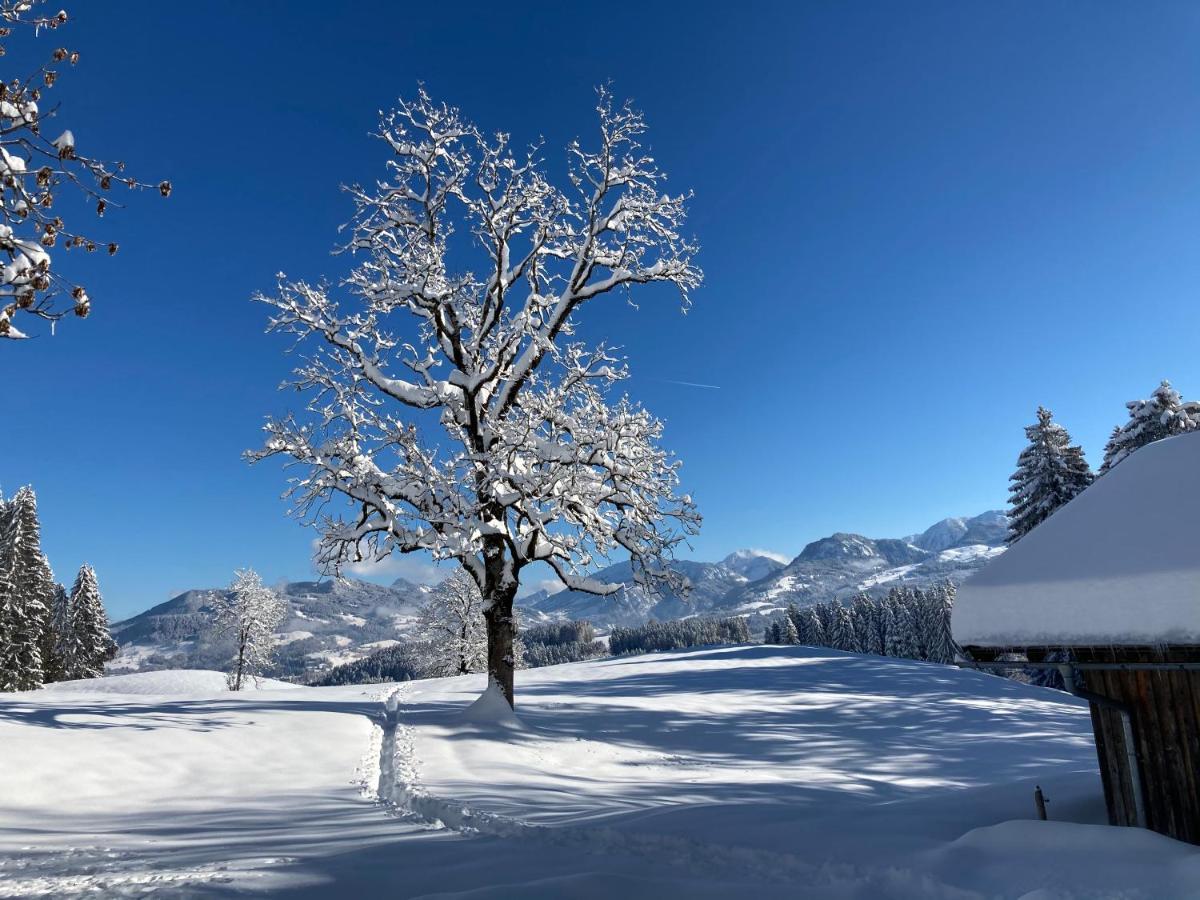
[{"left": 3, "top": 646, "right": 1196, "bottom": 898}]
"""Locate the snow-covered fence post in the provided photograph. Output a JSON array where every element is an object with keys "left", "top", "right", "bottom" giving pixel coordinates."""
[{"left": 249, "top": 88, "right": 702, "bottom": 708}]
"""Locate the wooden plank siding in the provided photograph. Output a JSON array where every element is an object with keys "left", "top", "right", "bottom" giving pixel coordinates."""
[
  {"left": 1075, "top": 646, "right": 1200, "bottom": 844},
  {"left": 963, "top": 644, "right": 1200, "bottom": 845}
]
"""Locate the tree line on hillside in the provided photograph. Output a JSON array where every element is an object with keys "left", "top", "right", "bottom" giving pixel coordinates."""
[
  {"left": 1007, "top": 379, "right": 1200, "bottom": 543},
  {"left": 609, "top": 617, "right": 751, "bottom": 656},
  {"left": 765, "top": 585, "right": 957, "bottom": 665},
  {"left": 0, "top": 486, "right": 115, "bottom": 691}
]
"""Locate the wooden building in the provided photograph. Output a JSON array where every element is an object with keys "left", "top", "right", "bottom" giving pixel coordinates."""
[{"left": 953, "top": 432, "right": 1200, "bottom": 845}]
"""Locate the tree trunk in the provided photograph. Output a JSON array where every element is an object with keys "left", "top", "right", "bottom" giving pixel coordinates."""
[
  {"left": 483, "top": 588, "right": 517, "bottom": 708},
  {"left": 234, "top": 631, "right": 246, "bottom": 692}
]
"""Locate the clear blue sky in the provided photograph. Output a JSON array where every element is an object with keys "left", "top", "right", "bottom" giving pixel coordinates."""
[{"left": 3, "top": 1, "right": 1200, "bottom": 619}]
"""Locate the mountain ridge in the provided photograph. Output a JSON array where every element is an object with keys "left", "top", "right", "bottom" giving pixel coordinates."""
[{"left": 109, "top": 510, "right": 1007, "bottom": 677}]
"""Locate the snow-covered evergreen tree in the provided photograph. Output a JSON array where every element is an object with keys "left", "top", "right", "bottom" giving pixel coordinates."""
[
  {"left": 869, "top": 600, "right": 891, "bottom": 656},
  {"left": 804, "top": 607, "right": 826, "bottom": 647},
  {"left": 850, "top": 594, "right": 874, "bottom": 653},
  {"left": 208, "top": 569, "right": 286, "bottom": 690},
  {"left": 1007, "top": 406, "right": 1094, "bottom": 544},
  {"left": 415, "top": 569, "right": 488, "bottom": 677},
  {"left": 923, "top": 583, "right": 958, "bottom": 665},
  {"left": 0, "top": 1, "right": 171, "bottom": 341},
  {"left": 40, "top": 578, "right": 68, "bottom": 682},
  {"left": 885, "top": 590, "right": 921, "bottom": 660},
  {"left": 1100, "top": 380, "right": 1200, "bottom": 474},
  {"left": 60, "top": 564, "right": 115, "bottom": 680},
  {"left": 782, "top": 614, "right": 799, "bottom": 646},
  {"left": 0, "top": 487, "right": 52, "bottom": 689},
  {"left": 828, "top": 602, "right": 855, "bottom": 652},
  {"left": 249, "top": 89, "right": 701, "bottom": 707}
]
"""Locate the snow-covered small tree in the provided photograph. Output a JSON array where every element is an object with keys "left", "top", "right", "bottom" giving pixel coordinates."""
[
  {"left": 249, "top": 88, "right": 701, "bottom": 707},
  {"left": 60, "top": 564, "right": 115, "bottom": 680},
  {"left": 1100, "top": 380, "right": 1200, "bottom": 474},
  {"left": 1007, "top": 407, "right": 1093, "bottom": 544},
  {"left": 782, "top": 614, "right": 799, "bottom": 646},
  {"left": 415, "top": 569, "right": 488, "bottom": 677},
  {"left": 0, "top": 1, "right": 171, "bottom": 340},
  {"left": 208, "top": 569, "right": 286, "bottom": 690}
]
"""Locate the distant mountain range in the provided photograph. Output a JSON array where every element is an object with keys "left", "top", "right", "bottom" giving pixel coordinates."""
[{"left": 109, "top": 511, "right": 1006, "bottom": 679}]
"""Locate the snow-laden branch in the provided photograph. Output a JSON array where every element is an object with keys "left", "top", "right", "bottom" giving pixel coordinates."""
[
  {"left": 0, "top": 1, "right": 170, "bottom": 340},
  {"left": 252, "top": 88, "right": 702, "bottom": 603}
]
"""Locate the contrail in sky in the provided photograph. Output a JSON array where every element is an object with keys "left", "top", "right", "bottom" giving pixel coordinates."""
[{"left": 655, "top": 378, "right": 722, "bottom": 390}]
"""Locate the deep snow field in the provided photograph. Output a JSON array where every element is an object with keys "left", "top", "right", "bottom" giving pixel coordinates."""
[{"left": 3, "top": 646, "right": 1200, "bottom": 899}]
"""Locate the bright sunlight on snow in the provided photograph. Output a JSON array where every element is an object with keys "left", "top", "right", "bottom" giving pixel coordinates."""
[{"left": 4, "top": 647, "right": 1197, "bottom": 898}]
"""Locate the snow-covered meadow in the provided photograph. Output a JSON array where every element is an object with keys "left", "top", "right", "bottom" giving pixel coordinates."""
[{"left": 3, "top": 646, "right": 1199, "bottom": 898}]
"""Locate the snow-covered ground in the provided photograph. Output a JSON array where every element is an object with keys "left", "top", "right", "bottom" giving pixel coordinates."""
[{"left": 3, "top": 646, "right": 1199, "bottom": 898}]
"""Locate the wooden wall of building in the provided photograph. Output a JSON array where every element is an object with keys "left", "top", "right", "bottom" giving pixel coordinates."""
[{"left": 1076, "top": 645, "right": 1200, "bottom": 845}]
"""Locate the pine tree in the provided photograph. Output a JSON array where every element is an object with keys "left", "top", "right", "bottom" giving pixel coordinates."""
[
  {"left": 870, "top": 600, "right": 891, "bottom": 656},
  {"left": 1007, "top": 407, "right": 1094, "bottom": 543},
  {"left": 885, "top": 590, "right": 921, "bottom": 660},
  {"left": 782, "top": 615, "right": 800, "bottom": 645},
  {"left": 61, "top": 565, "right": 117, "bottom": 680},
  {"left": 828, "top": 602, "right": 855, "bottom": 652},
  {"left": 924, "top": 583, "right": 959, "bottom": 664},
  {"left": 805, "top": 607, "right": 827, "bottom": 647},
  {"left": 0, "top": 487, "right": 52, "bottom": 690},
  {"left": 850, "top": 594, "right": 875, "bottom": 653},
  {"left": 1101, "top": 380, "right": 1200, "bottom": 474},
  {"left": 40, "top": 578, "right": 69, "bottom": 683}
]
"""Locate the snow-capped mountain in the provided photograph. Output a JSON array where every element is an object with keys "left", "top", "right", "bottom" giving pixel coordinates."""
[{"left": 725, "top": 511, "right": 1007, "bottom": 618}]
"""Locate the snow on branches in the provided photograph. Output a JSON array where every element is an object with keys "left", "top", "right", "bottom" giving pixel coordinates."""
[
  {"left": 1101, "top": 380, "right": 1200, "bottom": 474},
  {"left": 208, "top": 569, "right": 286, "bottom": 691},
  {"left": 0, "top": 0, "right": 170, "bottom": 340},
  {"left": 1006, "top": 407, "right": 1093, "bottom": 544},
  {"left": 249, "top": 88, "right": 702, "bottom": 704},
  {"left": 414, "top": 569, "right": 487, "bottom": 677}
]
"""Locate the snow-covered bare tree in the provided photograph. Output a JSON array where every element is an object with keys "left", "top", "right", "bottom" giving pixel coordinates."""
[
  {"left": 250, "top": 88, "right": 702, "bottom": 706},
  {"left": 1100, "top": 380, "right": 1200, "bottom": 474},
  {"left": 59, "top": 564, "right": 115, "bottom": 680},
  {"left": 415, "top": 569, "right": 487, "bottom": 677},
  {"left": 1006, "top": 407, "right": 1093, "bottom": 544},
  {"left": 208, "top": 569, "right": 286, "bottom": 690},
  {"left": 0, "top": 1, "right": 170, "bottom": 340}
]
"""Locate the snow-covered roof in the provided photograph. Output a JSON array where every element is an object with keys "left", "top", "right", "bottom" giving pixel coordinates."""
[{"left": 954, "top": 432, "right": 1200, "bottom": 648}]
